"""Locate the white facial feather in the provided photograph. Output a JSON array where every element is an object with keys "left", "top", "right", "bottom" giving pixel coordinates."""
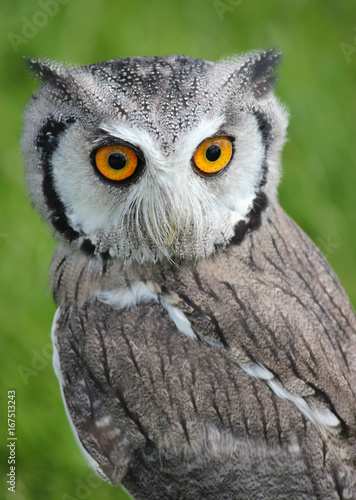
[{"left": 51, "top": 110, "right": 266, "bottom": 262}]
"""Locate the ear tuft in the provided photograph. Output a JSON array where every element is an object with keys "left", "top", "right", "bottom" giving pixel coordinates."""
[
  {"left": 23, "top": 57, "right": 66, "bottom": 81},
  {"left": 240, "top": 49, "right": 282, "bottom": 98}
]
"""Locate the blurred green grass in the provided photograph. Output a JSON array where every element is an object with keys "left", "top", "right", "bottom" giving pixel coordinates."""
[{"left": 1, "top": 0, "right": 355, "bottom": 499}]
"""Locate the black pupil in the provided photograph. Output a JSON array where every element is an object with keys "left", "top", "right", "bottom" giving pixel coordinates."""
[
  {"left": 206, "top": 144, "right": 221, "bottom": 162},
  {"left": 108, "top": 152, "right": 127, "bottom": 170}
]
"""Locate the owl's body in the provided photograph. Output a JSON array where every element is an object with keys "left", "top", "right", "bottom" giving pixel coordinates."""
[{"left": 22, "top": 51, "right": 356, "bottom": 499}]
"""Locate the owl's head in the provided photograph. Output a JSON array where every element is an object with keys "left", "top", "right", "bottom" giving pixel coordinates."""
[{"left": 22, "top": 50, "right": 288, "bottom": 264}]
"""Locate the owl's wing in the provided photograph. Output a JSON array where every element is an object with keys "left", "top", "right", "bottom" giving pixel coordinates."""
[
  {"left": 52, "top": 308, "right": 133, "bottom": 485},
  {"left": 155, "top": 204, "right": 356, "bottom": 444},
  {"left": 52, "top": 297, "right": 354, "bottom": 498}
]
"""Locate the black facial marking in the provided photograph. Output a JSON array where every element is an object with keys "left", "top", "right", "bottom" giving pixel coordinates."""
[
  {"left": 230, "top": 220, "right": 248, "bottom": 245},
  {"left": 254, "top": 111, "right": 272, "bottom": 146},
  {"left": 36, "top": 116, "right": 79, "bottom": 242},
  {"left": 37, "top": 118, "right": 119, "bottom": 260},
  {"left": 253, "top": 111, "right": 273, "bottom": 187},
  {"left": 81, "top": 239, "right": 96, "bottom": 256},
  {"left": 247, "top": 191, "right": 268, "bottom": 230},
  {"left": 36, "top": 116, "right": 75, "bottom": 153},
  {"left": 231, "top": 191, "right": 268, "bottom": 246}
]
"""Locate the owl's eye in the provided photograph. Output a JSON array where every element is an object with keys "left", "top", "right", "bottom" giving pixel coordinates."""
[
  {"left": 95, "top": 145, "right": 138, "bottom": 182},
  {"left": 193, "top": 136, "right": 233, "bottom": 176}
]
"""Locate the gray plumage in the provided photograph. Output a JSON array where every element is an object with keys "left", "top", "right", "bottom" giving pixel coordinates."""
[{"left": 22, "top": 50, "right": 356, "bottom": 499}]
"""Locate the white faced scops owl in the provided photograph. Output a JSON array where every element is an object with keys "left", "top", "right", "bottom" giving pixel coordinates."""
[{"left": 22, "top": 50, "right": 356, "bottom": 499}]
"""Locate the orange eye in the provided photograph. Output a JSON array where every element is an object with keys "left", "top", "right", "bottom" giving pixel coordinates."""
[
  {"left": 95, "top": 145, "right": 138, "bottom": 182},
  {"left": 193, "top": 136, "right": 233, "bottom": 176}
]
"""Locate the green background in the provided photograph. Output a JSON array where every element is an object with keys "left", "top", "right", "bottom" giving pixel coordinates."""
[{"left": 1, "top": 1, "right": 355, "bottom": 499}]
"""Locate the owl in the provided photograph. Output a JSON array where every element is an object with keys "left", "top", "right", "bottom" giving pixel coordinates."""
[{"left": 22, "top": 50, "right": 356, "bottom": 499}]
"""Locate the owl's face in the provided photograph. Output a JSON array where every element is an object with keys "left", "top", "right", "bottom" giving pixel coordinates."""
[{"left": 22, "top": 51, "right": 288, "bottom": 264}]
